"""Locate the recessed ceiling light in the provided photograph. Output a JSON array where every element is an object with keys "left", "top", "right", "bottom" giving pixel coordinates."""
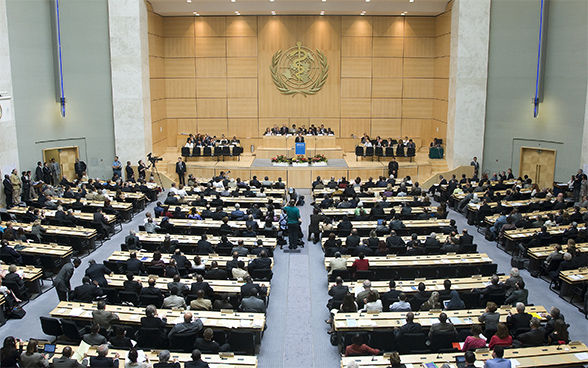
[
  {"left": 271, "top": 10, "right": 276, "bottom": 15},
  {"left": 193, "top": 11, "right": 199, "bottom": 16},
  {"left": 409, "top": 0, "right": 414, "bottom": 2},
  {"left": 235, "top": 10, "right": 240, "bottom": 15},
  {"left": 320, "top": 10, "right": 325, "bottom": 15},
  {"left": 187, "top": 0, "right": 191, "bottom": 2},
  {"left": 360, "top": 11, "right": 366, "bottom": 15},
  {"left": 231, "top": 0, "right": 236, "bottom": 2},
  {"left": 401, "top": 11, "right": 408, "bottom": 15},
  {"left": 322, "top": 0, "right": 326, "bottom": 2},
  {"left": 270, "top": 0, "right": 274, "bottom": 2},
  {"left": 366, "top": 0, "right": 370, "bottom": 2}
]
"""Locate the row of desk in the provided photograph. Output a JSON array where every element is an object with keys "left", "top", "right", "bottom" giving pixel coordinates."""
[
  {"left": 108, "top": 251, "right": 273, "bottom": 270},
  {"left": 324, "top": 253, "right": 492, "bottom": 270}
]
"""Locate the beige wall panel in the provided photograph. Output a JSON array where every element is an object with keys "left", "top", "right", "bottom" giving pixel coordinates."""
[
  {"left": 404, "top": 58, "right": 435, "bottom": 78},
  {"left": 226, "top": 17, "right": 258, "bottom": 37},
  {"left": 431, "top": 119, "right": 447, "bottom": 141},
  {"left": 312, "top": 169, "right": 349, "bottom": 181},
  {"left": 148, "top": 12, "right": 163, "bottom": 37},
  {"left": 288, "top": 170, "right": 312, "bottom": 188},
  {"left": 435, "top": 11, "right": 452, "bottom": 36},
  {"left": 186, "top": 168, "right": 215, "bottom": 179},
  {"left": 372, "top": 78, "right": 403, "bottom": 98},
  {"left": 165, "top": 79, "right": 197, "bottom": 98},
  {"left": 177, "top": 119, "right": 198, "bottom": 134},
  {"left": 435, "top": 34, "right": 451, "bottom": 57},
  {"left": 259, "top": 118, "right": 289, "bottom": 136},
  {"left": 227, "top": 78, "right": 258, "bottom": 98},
  {"left": 341, "top": 58, "right": 372, "bottom": 78},
  {"left": 148, "top": 35, "right": 164, "bottom": 57},
  {"left": 399, "top": 167, "right": 418, "bottom": 179},
  {"left": 372, "top": 99, "right": 402, "bottom": 118},
  {"left": 341, "top": 119, "right": 370, "bottom": 137},
  {"left": 149, "top": 56, "right": 165, "bottom": 78},
  {"left": 341, "top": 37, "right": 373, "bottom": 57},
  {"left": 401, "top": 119, "right": 425, "bottom": 138},
  {"left": 197, "top": 99, "right": 227, "bottom": 118},
  {"left": 197, "top": 119, "right": 228, "bottom": 136},
  {"left": 373, "top": 17, "right": 404, "bottom": 37},
  {"left": 194, "top": 17, "right": 226, "bottom": 37},
  {"left": 152, "top": 119, "right": 166, "bottom": 142},
  {"left": 371, "top": 119, "right": 402, "bottom": 138},
  {"left": 348, "top": 169, "right": 386, "bottom": 180},
  {"left": 165, "top": 58, "right": 196, "bottom": 78},
  {"left": 402, "top": 99, "right": 433, "bottom": 118},
  {"left": 163, "top": 17, "right": 194, "bottom": 38},
  {"left": 403, "top": 79, "right": 434, "bottom": 98},
  {"left": 164, "top": 38, "right": 195, "bottom": 57},
  {"left": 404, "top": 38, "right": 435, "bottom": 57},
  {"left": 339, "top": 137, "right": 359, "bottom": 152},
  {"left": 257, "top": 16, "right": 341, "bottom": 118},
  {"left": 341, "top": 78, "right": 372, "bottom": 98},
  {"left": 341, "top": 99, "right": 371, "bottom": 118},
  {"left": 166, "top": 118, "right": 178, "bottom": 147},
  {"left": 433, "top": 78, "right": 449, "bottom": 100},
  {"left": 166, "top": 99, "right": 197, "bottom": 118},
  {"left": 434, "top": 56, "right": 450, "bottom": 78},
  {"left": 196, "top": 37, "right": 227, "bottom": 57},
  {"left": 196, "top": 78, "right": 227, "bottom": 98},
  {"left": 227, "top": 58, "right": 258, "bottom": 78},
  {"left": 373, "top": 37, "right": 404, "bottom": 57},
  {"left": 152, "top": 140, "right": 167, "bottom": 157},
  {"left": 227, "top": 37, "right": 258, "bottom": 57},
  {"left": 151, "top": 99, "right": 166, "bottom": 122},
  {"left": 404, "top": 17, "right": 436, "bottom": 38},
  {"left": 228, "top": 119, "right": 258, "bottom": 138},
  {"left": 341, "top": 17, "right": 372, "bottom": 37},
  {"left": 150, "top": 79, "right": 166, "bottom": 101},
  {"left": 228, "top": 99, "right": 258, "bottom": 118},
  {"left": 196, "top": 58, "right": 227, "bottom": 78},
  {"left": 310, "top": 118, "right": 340, "bottom": 134},
  {"left": 251, "top": 170, "right": 288, "bottom": 182},
  {"left": 372, "top": 58, "right": 403, "bottom": 78},
  {"left": 433, "top": 99, "right": 448, "bottom": 122}
]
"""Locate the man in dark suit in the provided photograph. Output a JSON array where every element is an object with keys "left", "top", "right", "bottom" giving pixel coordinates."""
[
  {"left": 74, "top": 158, "right": 87, "bottom": 180},
  {"left": 346, "top": 229, "right": 361, "bottom": 248},
  {"left": 141, "top": 304, "right": 167, "bottom": 329},
  {"left": 93, "top": 208, "right": 112, "bottom": 240},
  {"left": 184, "top": 349, "right": 210, "bottom": 368},
  {"left": 176, "top": 157, "right": 187, "bottom": 186},
  {"left": 476, "top": 275, "right": 505, "bottom": 296},
  {"left": 35, "top": 161, "right": 44, "bottom": 182},
  {"left": 85, "top": 259, "right": 112, "bottom": 287},
  {"left": 327, "top": 276, "right": 349, "bottom": 309},
  {"left": 171, "top": 249, "right": 188, "bottom": 269},
  {"left": 126, "top": 252, "right": 145, "bottom": 275},
  {"left": 190, "top": 275, "right": 214, "bottom": 297},
  {"left": 123, "top": 272, "right": 142, "bottom": 295},
  {"left": 240, "top": 276, "right": 267, "bottom": 298},
  {"left": 394, "top": 312, "right": 422, "bottom": 341},
  {"left": 52, "top": 346, "right": 89, "bottom": 368},
  {"left": 424, "top": 233, "right": 441, "bottom": 248},
  {"left": 70, "top": 276, "right": 103, "bottom": 303},
  {"left": 196, "top": 234, "right": 214, "bottom": 254},
  {"left": 506, "top": 302, "right": 532, "bottom": 331},
  {"left": 89, "top": 345, "right": 120, "bottom": 368},
  {"left": 204, "top": 261, "right": 227, "bottom": 280},
  {"left": 388, "top": 157, "right": 399, "bottom": 177},
  {"left": 2, "top": 174, "right": 13, "bottom": 208},
  {"left": 247, "top": 250, "right": 272, "bottom": 274},
  {"left": 294, "top": 133, "right": 305, "bottom": 142},
  {"left": 168, "top": 312, "right": 203, "bottom": 340},
  {"left": 381, "top": 280, "right": 402, "bottom": 312},
  {"left": 53, "top": 258, "right": 82, "bottom": 301},
  {"left": 93, "top": 300, "right": 120, "bottom": 331},
  {"left": 460, "top": 229, "right": 474, "bottom": 245},
  {"left": 139, "top": 278, "right": 165, "bottom": 305},
  {"left": 355, "top": 239, "right": 373, "bottom": 256},
  {"left": 125, "top": 161, "right": 135, "bottom": 182},
  {"left": 515, "top": 317, "right": 545, "bottom": 347}
]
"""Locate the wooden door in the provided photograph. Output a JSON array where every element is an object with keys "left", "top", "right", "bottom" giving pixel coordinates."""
[
  {"left": 519, "top": 147, "right": 556, "bottom": 189},
  {"left": 42, "top": 146, "right": 79, "bottom": 182}
]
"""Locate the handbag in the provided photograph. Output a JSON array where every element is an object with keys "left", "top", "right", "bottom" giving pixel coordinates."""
[{"left": 10, "top": 306, "right": 26, "bottom": 319}]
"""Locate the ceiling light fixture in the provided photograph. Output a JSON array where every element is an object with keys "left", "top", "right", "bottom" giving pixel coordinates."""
[
  {"left": 320, "top": 10, "right": 325, "bottom": 15},
  {"left": 270, "top": 0, "right": 274, "bottom": 2},
  {"left": 235, "top": 10, "right": 240, "bottom": 15},
  {"left": 360, "top": 11, "right": 366, "bottom": 15},
  {"left": 187, "top": 0, "right": 191, "bottom": 2},
  {"left": 231, "top": 0, "right": 236, "bottom": 2},
  {"left": 401, "top": 11, "right": 408, "bottom": 15},
  {"left": 409, "top": 0, "right": 414, "bottom": 2},
  {"left": 193, "top": 11, "right": 199, "bottom": 15},
  {"left": 366, "top": 0, "right": 370, "bottom": 2},
  {"left": 271, "top": 10, "right": 276, "bottom": 15}
]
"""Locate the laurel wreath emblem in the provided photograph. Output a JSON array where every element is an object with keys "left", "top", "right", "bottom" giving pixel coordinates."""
[{"left": 270, "top": 48, "right": 329, "bottom": 96}]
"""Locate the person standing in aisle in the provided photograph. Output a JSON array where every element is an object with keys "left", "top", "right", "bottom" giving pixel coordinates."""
[
  {"left": 284, "top": 199, "right": 301, "bottom": 250},
  {"left": 176, "top": 157, "right": 187, "bottom": 186}
]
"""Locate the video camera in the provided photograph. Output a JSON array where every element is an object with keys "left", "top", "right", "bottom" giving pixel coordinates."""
[{"left": 147, "top": 152, "right": 163, "bottom": 164}]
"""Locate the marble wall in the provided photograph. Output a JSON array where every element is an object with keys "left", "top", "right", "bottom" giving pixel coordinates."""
[
  {"left": 0, "top": 0, "right": 20, "bottom": 207},
  {"left": 446, "top": 0, "right": 491, "bottom": 169},
  {"left": 582, "top": 4, "right": 588, "bottom": 169},
  {"left": 108, "top": 0, "right": 152, "bottom": 166}
]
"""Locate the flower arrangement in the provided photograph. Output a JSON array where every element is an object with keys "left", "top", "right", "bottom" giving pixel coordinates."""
[
  {"left": 292, "top": 155, "right": 309, "bottom": 164},
  {"left": 311, "top": 154, "right": 328, "bottom": 164},
  {"left": 271, "top": 155, "right": 289, "bottom": 163}
]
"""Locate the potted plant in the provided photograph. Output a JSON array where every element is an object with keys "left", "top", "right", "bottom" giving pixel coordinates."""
[
  {"left": 271, "top": 155, "right": 289, "bottom": 166},
  {"left": 292, "top": 155, "right": 309, "bottom": 167},
  {"left": 310, "top": 154, "right": 328, "bottom": 166}
]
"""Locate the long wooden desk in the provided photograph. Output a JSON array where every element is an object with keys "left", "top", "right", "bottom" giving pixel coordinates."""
[
  {"left": 156, "top": 218, "right": 264, "bottom": 231},
  {"left": 333, "top": 305, "right": 548, "bottom": 331},
  {"left": 341, "top": 343, "right": 588, "bottom": 368},
  {"left": 160, "top": 204, "right": 282, "bottom": 216},
  {"left": 0, "top": 221, "right": 97, "bottom": 249},
  {"left": 8, "top": 240, "right": 73, "bottom": 260},
  {"left": 184, "top": 187, "right": 286, "bottom": 198},
  {"left": 8, "top": 207, "right": 116, "bottom": 224},
  {"left": 526, "top": 242, "right": 588, "bottom": 270},
  {"left": 175, "top": 196, "right": 273, "bottom": 207},
  {"left": 321, "top": 206, "right": 437, "bottom": 219},
  {"left": 559, "top": 267, "right": 588, "bottom": 302},
  {"left": 106, "top": 274, "right": 271, "bottom": 296},
  {"left": 504, "top": 223, "right": 586, "bottom": 243},
  {"left": 51, "top": 301, "right": 265, "bottom": 331},
  {"left": 1, "top": 264, "right": 44, "bottom": 294},
  {"left": 108, "top": 251, "right": 273, "bottom": 269},
  {"left": 349, "top": 275, "right": 508, "bottom": 297},
  {"left": 59, "top": 197, "right": 133, "bottom": 212},
  {"left": 52, "top": 344, "right": 257, "bottom": 368},
  {"left": 324, "top": 253, "right": 492, "bottom": 270},
  {"left": 482, "top": 207, "right": 586, "bottom": 226},
  {"left": 136, "top": 232, "right": 277, "bottom": 249},
  {"left": 333, "top": 219, "right": 451, "bottom": 233}
]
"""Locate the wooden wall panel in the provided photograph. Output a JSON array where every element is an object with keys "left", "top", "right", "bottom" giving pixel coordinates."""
[
  {"left": 198, "top": 119, "right": 228, "bottom": 136},
  {"left": 227, "top": 37, "right": 257, "bottom": 57},
  {"left": 196, "top": 78, "right": 227, "bottom": 98},
  {"left": 164, "top": 38, "right": 195, "bottom": 57},
  {"left": 403, "top": 79, "right": 434, "bottom": 98},
  {"left": 149, "top": 35, "right": 164, "bottom": 56},
  {"left": 402, "top": 99, "right": 433, "bottom": 118},
  {"left": 433, "top": 100, "right": 448, "bottom": 122},
  {"left": 434, "top": 79, "right": 449, "bottom": 100},
  {"left": 435, "top": 34, "right": 451, "bottom": 57},
  {"left": 341, "top": 99, "right": 371, "bottom": 118},
  {"left": 372, "top": 78, "right": 403, "bottom": 98},
  {"left": 341, "top": 119, "right": 370, "bottom": 138},
  {"left": 404, "top": 17, "right": 436, "bottom": 37},
  {"left": 228, "top": 99, "right": 258, "bottom": 118},
  {"left": 404, "top": 58, "right": 435, "bottom": 78},
  {"left": 226, "top": 18, "right": 258, "bottom": 37},
  {"left": 163, "top": 17, "right": 194, "bottom": 38},
  {"left": 165, "top": 79, "right": 196, "bottom": 98},
  {"left": 227, "top": 58, "right": 258, "bottom": 78},
  {"left": 196, "top": 37, "right": 226, "bottom": 57},
  {"left": 149, "top": 57, "right": 165, "bottom": 78},
  {"left": 341, "top": 78, "right": 372, "bottom": 98},
  {"left": 434, "top": 56, "right": 450, "bottom": 78},
  {"left": 194, "top": 18, "right": 226, "bottom": 37},
  {"left": 373, "top": 38, "right": 404, "bottom": 58},
  {"left": 373, "top": 17, "right": 404, "bottom": 37},
  {"left": 197, "top": 99, "right": 227, "bottom": 118},
  {"left": 229, "top": 119, "right": 258, "bottom": 138},
  {"left": 196, "top": 58, "right": 227, "bottom": 78},
  {"left": 402, "top": 119, "right": 425, "bottom": 137},
  {"left": 404, "top": 38, "right": 435, "bottom": 57},
  {"left": 341, "top": 58, "right": 372, "bottom": 78},
  {"left": 166, "top": 118, "right": 178, "bottom": 146},
  {"left": 166, "top": 99, "right": 196, "bottom": 118},
  {"left": 227, "top": 78, "right": 258, "bottom": 98},
  {"left": 177, "top": 119, "right": 198, "bottom": 134},
  {"left": 373, "top": 58, "right": 403, "bottom": 78},
  {"left": 165, "top": 58, "right": 196, "bottom": 78},
  {"left": 341, "top": 37, "right": 373, "bottom": 57},
  {"left": 372, "top": 99, "right": 402, "bottom": 118},
  {"left": 341, "top": 17, "right": 372, "bottom": 37},
  {"left": 150, "top": 79, "right": 166, "bottom": 100},
  {"left": 371, "top": 119, "right": 402, "bottom": 138}
]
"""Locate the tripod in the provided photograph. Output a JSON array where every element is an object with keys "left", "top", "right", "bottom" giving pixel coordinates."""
[{"left": 150, "top": 161, "right": 166, "bottom": 190}]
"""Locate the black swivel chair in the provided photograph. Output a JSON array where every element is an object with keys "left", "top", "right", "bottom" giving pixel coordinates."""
[
  {"left": 355, "top": 146, "right": 364, "bottom": 161},
  {"left": 181, "top": 147, "right": 191, "bottom": 157},
  {"left": 192, "top": 147, "right": 201, "bottom": 157}
]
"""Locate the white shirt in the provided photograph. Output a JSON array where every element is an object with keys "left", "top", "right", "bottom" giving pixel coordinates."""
[{"left": 169, "top": 186, "right": 179, "bottom": 195}]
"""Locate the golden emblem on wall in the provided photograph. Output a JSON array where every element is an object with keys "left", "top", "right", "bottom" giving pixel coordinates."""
[{"left": 270, "top": 41, "right": 329, "bottom": 96}]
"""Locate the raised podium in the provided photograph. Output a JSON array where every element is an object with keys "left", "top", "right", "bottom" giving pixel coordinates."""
[{"left": 256, "top": 135, "right": 343, "bottom": 159}]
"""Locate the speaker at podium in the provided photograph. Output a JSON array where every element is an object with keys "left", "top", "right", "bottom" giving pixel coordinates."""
[{"left": 295, "top": 142, "right": 306, "bottom": 155}]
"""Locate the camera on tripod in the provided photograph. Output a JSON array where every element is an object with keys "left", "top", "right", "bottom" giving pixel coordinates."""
[{"left": 147, "top": 152, "right": 163, "bottom": 165}]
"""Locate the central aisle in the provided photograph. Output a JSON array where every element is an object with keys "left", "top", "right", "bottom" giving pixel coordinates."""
[{"left": 257, "top": 189, "right": 342, "bottom": 368}]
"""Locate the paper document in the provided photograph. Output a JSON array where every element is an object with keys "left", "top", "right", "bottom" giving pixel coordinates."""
[
  {"left": 574, "top": 352, "right": 588, "bottom": 360},
  {"left": 509, "top": 358, "right": 521, "bottom": 367},
  {"left": 72, "top": 341, "right": 91, "bottom": 363},
  {"left": 346, "top": 319, "right": 358, "bottom": 327},
  {"left": 69, "top": 308, "right": 84, "bottom": 317}
]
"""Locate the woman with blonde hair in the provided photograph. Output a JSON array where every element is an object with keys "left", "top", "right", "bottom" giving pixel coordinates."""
[{"left": 420, "top": 291, "right": 441, "bottom": 311}]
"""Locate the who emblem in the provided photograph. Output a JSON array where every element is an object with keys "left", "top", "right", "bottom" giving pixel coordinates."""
[{"left": 270, "top": 41, "right": 329, "bottom": 96}]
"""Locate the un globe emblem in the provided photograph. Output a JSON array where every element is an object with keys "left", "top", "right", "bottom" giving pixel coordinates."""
[{"left": 270, "top": 41, "right": 329, "bottom": 96}]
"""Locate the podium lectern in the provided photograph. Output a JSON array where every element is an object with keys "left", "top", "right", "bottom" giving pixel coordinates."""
[{"left": 295, "top": 142, "right": 306, "bottom": 155}]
